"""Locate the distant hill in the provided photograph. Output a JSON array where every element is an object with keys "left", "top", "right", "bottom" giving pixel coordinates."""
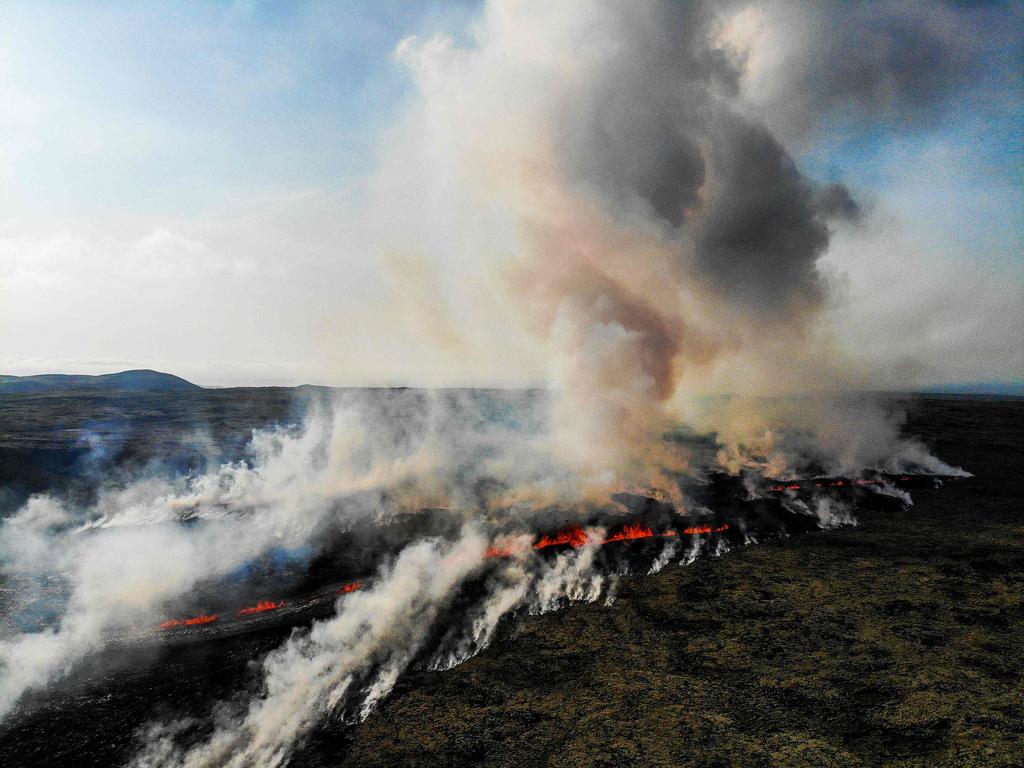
[
  {"left": 919, "top": 381, "right": 1024, "bottom": 397},
  {"left": 0, "top": 369, "right": 201, "bottom": 393}
]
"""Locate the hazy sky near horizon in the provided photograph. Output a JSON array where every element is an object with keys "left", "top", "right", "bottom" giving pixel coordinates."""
[{"left": 0, "top": 0, "right": 1021, "bottom": 388}]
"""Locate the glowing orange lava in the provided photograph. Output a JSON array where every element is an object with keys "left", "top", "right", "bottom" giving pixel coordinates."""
[
  {"left": 769, "top": 478, "right": 888, "bottom": 491},
  {"left": 605, "top": 521, "right": 655, "bottom": 543},
  {"left": 159, "top": 613, "right": 218, "bottom": 630},
  {"left": 531, "top": 519, "right": 727, "bottom": 551},
  {"left": 534, "top": 524, "right": 589, "bottom": 550},
  {"left": 681, "top": 523, "right": 730, "bottom": 535},
  {"left": 157, "top": 521, "right": 731, "bottom": 630},
  {"left": 485, "top": 545, "right": 516, "bottom": 559},
  {"left": 238, "top": 600, "right": 285, "bottom": 616},
  {"left": 755, "top": 474, "right": 933, "bottom": 495}
]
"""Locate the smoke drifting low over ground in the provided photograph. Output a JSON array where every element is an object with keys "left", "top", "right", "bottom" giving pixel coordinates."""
[
  {"left": 1, "top": 1, "right": 1011, "bottom": 765},
  {"left": 0, "top": 386, "right": 965, "bottom": 767}
]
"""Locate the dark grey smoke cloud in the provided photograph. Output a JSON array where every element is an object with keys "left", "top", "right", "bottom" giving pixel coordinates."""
[
  {"left": 554, "top": 2, "right": 859, "bottom": 321},
  {"left": 3, "top": 3, "right": 994, "bottom": 764},
  {"left": 561, "top": 2, "right": 726, "bottom": 227},
  {"left": 379, "top": 0, "right": 1006, "bottom": 484},
  {"left": 547, "top": 0, "right": 1015, "bottom": 328},
  {"left": 693, "top": 115, "right": 835, "bottom": 315},
  {"left": 747, "top": 0, "right": 1023, "bottom": 140}
]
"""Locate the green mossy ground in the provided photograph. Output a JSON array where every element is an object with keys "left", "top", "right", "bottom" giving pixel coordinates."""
[{"left": 315, "top": 398, "right": 1023, "bottom": 767}]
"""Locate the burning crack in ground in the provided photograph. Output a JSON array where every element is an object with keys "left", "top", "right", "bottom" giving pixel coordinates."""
[
  {"left": 154, "top": 521, "right": 729, "bottom": 634},
  {"left": 150, "top": 473, "right": 957, "bottom": 640}
]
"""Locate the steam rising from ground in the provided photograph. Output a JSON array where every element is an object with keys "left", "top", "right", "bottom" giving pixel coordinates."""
[
  {"left": 131, "top": 531, "right": 612, "bottom": 768},
  {"left": 0, "top": 0, "right": 988, "bottom": 763},
  {"left": 0, "top": 389, "right": 575, "bottom": 719},
  {"left": 0, "top": 389, "right": 638, "bottom": 762},
  {"left": 0, "top": 388, "right": 956, "bottom": 743},
  {"left": 134, "top": 533, "right": 492, "bottom": 768}
]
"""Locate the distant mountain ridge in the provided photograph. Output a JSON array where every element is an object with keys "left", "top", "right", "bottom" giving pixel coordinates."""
[
  {"left": 0, "top": 369, "right": 201, "bottom": 393},
  {"left": 0, "top": 369, "right": 1018, "bottom": 396},
  {"left": 918, "top": 381, "right": 1024, "bottom": 397}
]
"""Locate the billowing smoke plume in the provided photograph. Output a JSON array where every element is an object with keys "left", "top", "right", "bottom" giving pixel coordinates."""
[
  {"left": 725, "top": 0, "right": 1019, "bottom": 144},
  {"left": 377, "top": 0, "right": 962, "bottom": 491},
  {"left": 0, "top": 0, "right": 989, "bottom": 762}
]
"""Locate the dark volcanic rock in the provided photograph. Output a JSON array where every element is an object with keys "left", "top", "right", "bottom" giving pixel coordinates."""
[
  {"left": 307, "top": 397, "right": 1024, "bottom": 768},
  {"left": 0, "top": 395, "right": 1021, "bottom": 767}
]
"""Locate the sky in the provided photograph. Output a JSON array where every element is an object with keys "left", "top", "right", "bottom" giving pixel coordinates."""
[{"left": 0, "top": 0, "right": 1020, "bottom": 388}]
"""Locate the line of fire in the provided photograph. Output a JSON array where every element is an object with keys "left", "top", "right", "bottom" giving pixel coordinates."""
[{"left": 146, "top": 471, "right": 955, "bottom": 645}]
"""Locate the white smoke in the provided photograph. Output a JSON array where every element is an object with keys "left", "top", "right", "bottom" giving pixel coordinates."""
[
  {"left": 131, "top": 532, "right": 489, "bottom": 768},
  {"left": 131, "top": 525, "right": 623, "bottom": 768},
  {"left": 680, "top": 535, "right": 707, "bottom": 567},
  {"left": 373, "top": 0, "right": 972, "bottom": 493},
  {"left": 697, "top": 394, "right": 968, "bottom": 479},
  {"left": 781, "top": 496, "right": 857, "bottom": 531},
  {"left": 0, "top": 1, "right": 980, "bottom": 760},
  {"left": 648, "top": 540, "right": 680, "bottom": 575},
  {"left": 429, "top": 562, "right": 531, "bottom": 672},
  {"left": 0, "top": 389, "right": 569, "bottom": 719},
  {"left": 529, "top": 537, "right": 606, "bottom": 615}
]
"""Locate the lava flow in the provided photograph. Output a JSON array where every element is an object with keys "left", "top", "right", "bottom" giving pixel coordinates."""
[
  {"left": 238, "top": 600, "right": 285, "bottom": 615},
  {"left": 534, "top": 524, "right": 589, "bottom": 550},
  {"left": 766, "top": 474, "right": 922, "bottom": 493},
  {"left": 154, "top": 522, "right": 729, "bottom": 635},
  {"left": 148, "top": 473, "right": 958, "bottom": 641},
  {"left": 160, "top": 613, "right": 218, "bottom": 630},
  {"left": 485, "top": 544, "right": 516, "bottom": 558},
  {"left": 533, "top": 520, "right": 729, "bottom": 551},
  {"left": 605, "top": 520, "right": 656, "bottom": 543},
  {"left": 680, "top": 523, "right": 730, "bottom": 535}
]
